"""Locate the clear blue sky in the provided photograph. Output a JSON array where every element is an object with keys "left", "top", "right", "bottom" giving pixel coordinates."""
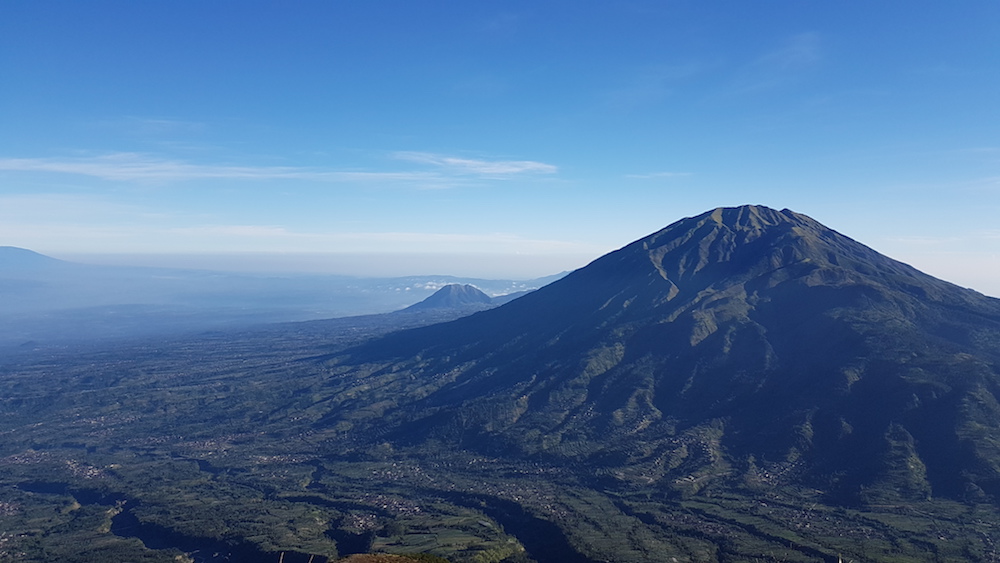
[{"left": 1, "top": 2, "right": 999, "bottom": 293}]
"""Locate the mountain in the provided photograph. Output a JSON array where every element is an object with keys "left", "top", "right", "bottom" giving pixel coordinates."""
[
  {"left": 401, "top": 284, "right": 495, "bottom": 311},
  {"left": 328, "top": 204, "right": 1000, "bottom": 505},
  {"left": 0, "top": 246, "right": 67, "bottom": 271},
  {"left": 399, "top": 283, "right": 533, "bottom": 312},
  {"left": 7, "top": 206, "right": 1000, "bottom": 562},
  {"left": 0, "top": 247, "right": 558, "bottom": 350}
]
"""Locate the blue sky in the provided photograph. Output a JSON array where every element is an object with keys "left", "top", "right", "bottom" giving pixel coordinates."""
[{"left": 1, "top": 2, "right": 999, "bottom": 293}]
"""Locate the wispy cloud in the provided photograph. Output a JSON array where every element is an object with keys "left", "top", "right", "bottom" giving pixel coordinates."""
[
  {"left": 393, "top": 151, "right": 558, "bottom": 176},
  {"left": 0, "top": 153, "right": 439, "bottom": 183},
  {"left": 625, "top": 171, "right": 693, "bottom": 179},
  {"left": 162, "top": 226, "right": 600, "bottom": 254},
  {"left": 961, "top": 176, "right": 1000, "bottom": 192},
  {"left": 905, "top": 64, "right": 982, "bottom": 79},
  {"left": 170, "top": 225, "right": 292, "bottom": 237},
  {"left": 949, "top": 147, "right": 1000, "bottom": 165},
  {"left": 755, "top": 32, "right": 821, "bottom": 71},
  {"left": 0, "top": 151, "right": 557, "bottom": 185},
  {"left": 451, "top": 72, "right": 512, "bottom": 98},
  {"left": 886, "top": 225, "right": 1000, "bottom": 247},
  {"left": 729, "top": 32, "right": 821, "bottom": 94},
  {"left": 480, "top": 12, "right": 522, "bottom": 36},
  {"left": 603, "top": 63, "right": 704, "bottom": 110},
  {"left": 0, "top": 212, "right": 601, "bottom": 258},
  {"left": 0, "top": 193, "right": 152, "bottom": 222},
  {"left": 122, "top": 116, "right": 207, "bottom": 135},
  {"left": 86, "top": 116, "right": 209, "bottom": 140},
  {"left": 886, "top": 235, "right": 962, "bottom": 246}
]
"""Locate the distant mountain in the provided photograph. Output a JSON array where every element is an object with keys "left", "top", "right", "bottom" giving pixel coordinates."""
[
  {"left": 398, "top": 283, "right": 537, "bottom": 314},
  {"left": 328, "top": 205, "right": 1000, "bottom": 505},
  {"left": 402, "top": 284, "right": 494, "bottom": 311},
  {"left": 0, "top": 248, "right": 559, "bottom": 350},
  {"left": 0, "top": 246, "right": 66, "bottom": 271}
]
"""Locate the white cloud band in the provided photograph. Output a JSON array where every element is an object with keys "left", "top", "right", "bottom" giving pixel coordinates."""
[{"left": 0, "top": 151, "right": 558, "bottom": 183}]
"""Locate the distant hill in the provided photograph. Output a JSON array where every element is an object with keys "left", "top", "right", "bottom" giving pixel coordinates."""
[
  {"left": 398, "top": 283, "right": 537, "bottom": 314},
  {"left": 0, "top": 246, "right": 66, "bottom": 271},
  {"left": 401, "top": 284, "right": 494, "bottom": 311},
  {"left": 0, "top": 248, "right": 559, "bottom": 350}
]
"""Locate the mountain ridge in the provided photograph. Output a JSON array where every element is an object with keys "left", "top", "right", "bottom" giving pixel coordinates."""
[{"left": 0, "top": 246, "right": 67, "bottom": 270}]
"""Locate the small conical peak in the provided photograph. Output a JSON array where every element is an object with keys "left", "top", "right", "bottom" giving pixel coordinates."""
[
  {"left": 404, "top": 284, "right": 494, "bottom": 311},
  {"left": 435, "top": 284, "right": 491, "bottom": 299}
]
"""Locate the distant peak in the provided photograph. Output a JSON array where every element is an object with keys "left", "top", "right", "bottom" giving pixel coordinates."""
[
  {"left": 437, "top": 283, "right": 486, "bottom": 295},
  {"left": 0, "top": 246, "right": 63, "bottom": 269},
  {"left": 0, "top": 246, "right": 49, "bottom": 256},
  {"left": 403, "top": 283, "right": 494, "bottom": 311}
]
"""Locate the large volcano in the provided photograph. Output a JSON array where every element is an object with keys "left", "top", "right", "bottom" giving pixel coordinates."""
[{"left": 325, "top": 205, "right": 1000, "bottom": 505}]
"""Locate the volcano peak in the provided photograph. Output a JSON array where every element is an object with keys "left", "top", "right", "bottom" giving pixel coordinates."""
[{"left": 335, "top": 206, "right": 1000, "bottom": 508}]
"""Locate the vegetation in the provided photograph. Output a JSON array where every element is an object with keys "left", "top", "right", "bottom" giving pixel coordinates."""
[{"left": 4, "top": 206, "right": 1000, "bottom": 562}]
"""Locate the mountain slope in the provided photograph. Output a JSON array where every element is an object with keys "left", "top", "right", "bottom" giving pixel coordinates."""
[
  {"left": 0, "top": 246, "right": 68, "bottom": 272},
  {"left": 326, "top": 205, "right": 1000, "bottom": 505}
]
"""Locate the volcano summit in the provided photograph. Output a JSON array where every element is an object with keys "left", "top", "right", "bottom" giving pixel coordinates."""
[{"left": 328, "top": 205, "right": 1000, "bottom": 503}]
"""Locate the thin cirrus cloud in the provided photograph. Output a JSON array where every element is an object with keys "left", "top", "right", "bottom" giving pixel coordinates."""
[
  {"left": 185, "top": 226, "right": 590, "bottom": 250},
  {"left": 727, "top": 32, "right": 821, "bottom": 95},
  {"left": 603, "top": 63, "right": 704, "bottom": 110},
  {"left": 0, "top": 151, "right": 558, "bottom": 184},
  {"left": 164, "top": 225, "right": 602, "bottom": 255},
  {"left": 0, "top": 153, "right": 435, "bottom": 183},
  {"left": 755, "top": 32, "right": 821, "bottom": 72},
  {"left": 625, "top": 171, "right": 693, "bottom": 179},
  {"left": 392, "top": 151, "right": 558, "bottom": 176},
  {"left": 169, "top": 225, "right": 293, "bottom": 238}
]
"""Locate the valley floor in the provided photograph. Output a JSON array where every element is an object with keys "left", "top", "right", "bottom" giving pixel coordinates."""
[{"left": 2, "top": 325, "right": 999, "bottom": 562}]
